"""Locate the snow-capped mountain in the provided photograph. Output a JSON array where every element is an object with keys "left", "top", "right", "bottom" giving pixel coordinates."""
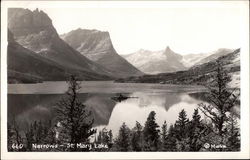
[
  {"left": 124, "top": 46, "right": 187, "bottom": 74},
  {"left": 61, "top": 28, "right": 143, "bottom": 78},
  {"left": 124, "top": 46, "right": 236, "bottom": 74},
  {"left": 118, "top": 48, "right": 240, "bottom": 88}
]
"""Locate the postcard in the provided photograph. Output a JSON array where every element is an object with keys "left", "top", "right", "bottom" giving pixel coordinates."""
[{"left": 1, "top": 1, "right": 249, "bottom": 159}]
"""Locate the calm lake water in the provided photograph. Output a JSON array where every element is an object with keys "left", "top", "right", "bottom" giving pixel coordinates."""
[{"left": 8, "top": 81, "right": 209, "bottom": 136}]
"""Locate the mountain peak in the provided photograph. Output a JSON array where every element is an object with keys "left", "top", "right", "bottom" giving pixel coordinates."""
[
  {"left": 61, "top": 28, "right": 114, "bottom": 55},
  {"left": 165, "top": 46, "right": 171, "bottom": 51},
  {"left": 164, "top": 46, "right": 175, "bottom": 55},
  {"left": 8, "top": 8, "right": 56, "bottom": 37},
  {"left": 164, "top": 46, "right": 179, "bottom": 56}
]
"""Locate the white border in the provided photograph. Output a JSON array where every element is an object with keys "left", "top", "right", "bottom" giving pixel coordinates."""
[{"left": 1, "top": 1, "right": 249, "bottom": 159}]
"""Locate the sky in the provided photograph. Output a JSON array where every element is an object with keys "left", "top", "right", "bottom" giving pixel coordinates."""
[{"left": 4, "top": 1, "right": 249, "bottom": 55}]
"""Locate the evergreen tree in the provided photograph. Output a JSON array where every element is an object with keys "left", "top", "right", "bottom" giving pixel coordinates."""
[
  {"left": 54, "top": 75, "right": 96, "bottom": 151},
  {"left": 225, "top": 113, "right": 240, "bottom": 151},
  {"left": 164, "top": 124, "right": 177, "bottom": 151},
  {"left": 161, "top": 121, "right": 168, "bottom": 151},
  {"left": 115, "top": 122, "right": 131, "bottom": 151},
  {"left": 143, "top": 111, "right": 160, "bottom": 151},
  {"left": 101, "top": 128, "right": 109, "bottom": 144},
  {"left": 198, "top": 60, "right": 239, "bottom": 145},
  {"left": 131, "top": 121, "right": 143, "bottom": 151},
  {"left": 108, "top": 130, "right": 113, "bottom": 144},
  {"left": 107, "top": 130, "right": 113, "bottom": 149},
  {"left": 174, "top": 109, "right": 190, "bottom": 151},
  {"left": 175, "top": 109, "right": 189, "bottom": 140},
  {"left": 188, "top": 109, "right": 205, "bottom": 151},
  {"left": 97, "top": 130, "right": 102, "bottom": 143}
]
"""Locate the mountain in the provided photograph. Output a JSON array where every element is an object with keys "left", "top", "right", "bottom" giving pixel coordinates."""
[
  {"left": 124, "top": 47, "right": 187, "bottom": 74},
  {"left": 124, "top": 47, "right": 236, "bottom": 74},
  {"left": 117, "top": 48, "right": 240, "bottom": 88},
  {"left": 193, "top": 48, "right": 235, "bottom": 66},
  {"left": 61, "top": 28, "right": 143, "bottom": 78},
  {"left": 181, "top": 53, "right": 212, "bottom": 68},
  {"left": 8, "top": 8, "right": 114, "bottom": 81},
  {"left": 8, "top": 30, "right": 112, "bottom": 83}
]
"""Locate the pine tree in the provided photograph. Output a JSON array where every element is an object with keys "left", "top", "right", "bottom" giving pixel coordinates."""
[
  {"left": 107, "top": 130, "right": 113, "bottom": 149},
  {"left": 143, "top": 111, "right": 160, "bottom": 151},
  {"left": 54, "top": 75, "right": 96, "bottom": 151},
  {"left": 131, "top": 121, "right": 143, "bottom": 151},
  {"left": 188, "top": 109, "right": 205, "bottom": 151},
  {"left": 225, "top": 112, "right": 240, "bottom": 151},
  {"left": 165, "top": 124, "right": 177, "bottom": 151},
  {"left": 175, "top": 109, "right": 189, "bottom": 140},
  {"left": 97, "top": 130, "right": 102, "bottom": 143},
  {"left": 161, "top": 121, "right": 168, "bottom": 151},
  {"left": 101, "top": 128, "right": 109, "bottom": 144},
  {"left": 174, "top": 109, "right": 190, "bottom": 151},
  {"left": 198, "top": 60, "right": 239, "bottom": 139},
  {"left": 115, "top": 122, "right": 131, "bottom": 151},
  {"left": 108, "top": 130, "right": 113, "bottom": 144}
]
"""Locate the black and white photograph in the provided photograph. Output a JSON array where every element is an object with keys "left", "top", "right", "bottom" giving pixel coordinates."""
[{"left": 1, "top": 0, "right": 250, "bottom": 159}]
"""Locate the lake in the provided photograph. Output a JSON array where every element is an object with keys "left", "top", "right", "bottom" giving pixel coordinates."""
[{"left": 8, "top": 81, "right": 208, "bottom": 136}]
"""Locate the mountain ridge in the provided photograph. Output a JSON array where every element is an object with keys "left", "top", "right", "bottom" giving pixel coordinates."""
[
  {"left": 61, "top": 28, "right": 143, "bottom": 78},
  {"left": 124, "top": 46, "right": 236, "bottom": 74}
]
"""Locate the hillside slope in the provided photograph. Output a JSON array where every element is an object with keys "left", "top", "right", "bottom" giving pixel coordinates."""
[{"left": 8, "top": 30, "right": 111, "bottom": 83}]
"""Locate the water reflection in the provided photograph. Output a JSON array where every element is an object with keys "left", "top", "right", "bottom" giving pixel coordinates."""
[
  {"left": 8, "top": 92, "right": 203, "bottom": 134},
  {"left": 105, "top": 92, "right": 202, "bottom": 136}
]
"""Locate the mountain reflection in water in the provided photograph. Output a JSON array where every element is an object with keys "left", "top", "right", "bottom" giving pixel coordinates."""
[{"left": 8, "top": 91, "right": 204, "bottom": 135}]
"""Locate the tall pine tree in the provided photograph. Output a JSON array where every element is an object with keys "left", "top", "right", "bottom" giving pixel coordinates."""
[
  {"left": 188, "top": 109, "right": 205, "bottom": 151},
  {"left": 114, "top": 122, "right": 131, "bottom": 151},
  {"left": 54, "top": 75, "right": 96, "bottom": 151},
  {"left": 198, "top": 60, "right": 239, "bottom": 136},
  {"left": 174, "top": 109, "right": 190, "bottom": 151},
  {"left": 161, "top": 121, "right": 168, "bottom": 151},
  {"left": 165, "top": 124, "right": 177, "bottom": 151},
  {"left": 225, "top": 112, "right": 240, "bottom": 151},
  {"left": 175, "top": 109, "right": 189, "bottom": 140},
  {"left": 143, "top": 111, "right": 160, "bottom": 151},
  {"left": 198, "top": 60, "right": 239, "bottom": 142},
  {"left": 131, "top": 121, "right": 143, "bottom": 151}
]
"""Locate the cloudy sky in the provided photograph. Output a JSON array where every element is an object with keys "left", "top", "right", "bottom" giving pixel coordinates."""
[{"left": 4, "top": 1, "right": 249, "bottom": 55}]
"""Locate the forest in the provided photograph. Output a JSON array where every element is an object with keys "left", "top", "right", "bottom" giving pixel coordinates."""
[{"left": 8, "top": 60, "right": 240, "bottom": 152}]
